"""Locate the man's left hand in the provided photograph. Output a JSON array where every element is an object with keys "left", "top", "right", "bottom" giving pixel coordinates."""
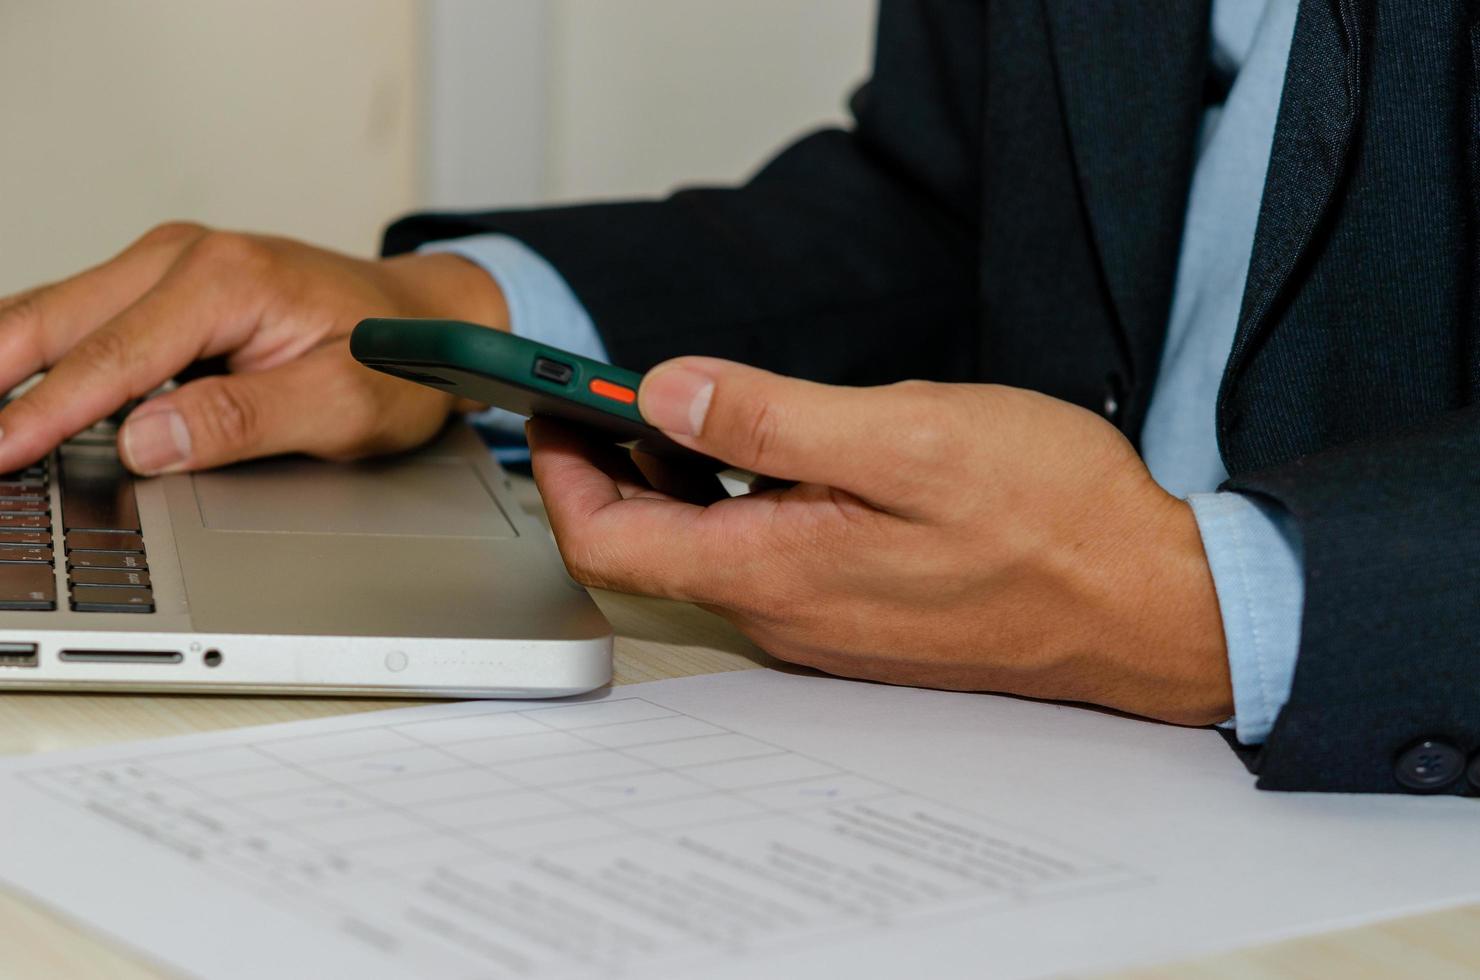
[{"left": 528, "top": 357, "right": 1232, "bottom": 726}]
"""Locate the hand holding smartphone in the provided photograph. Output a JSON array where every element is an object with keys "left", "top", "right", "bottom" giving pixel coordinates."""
[{"left": 350, "top": 318, "right": 725, "bottom": 470}]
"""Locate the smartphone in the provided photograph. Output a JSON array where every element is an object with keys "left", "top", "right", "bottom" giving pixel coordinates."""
[{"left": 350, "top": 317, "right": 722, "bottom": 468}]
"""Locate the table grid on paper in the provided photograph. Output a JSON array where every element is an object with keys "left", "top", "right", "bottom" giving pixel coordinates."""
[{"left": 21, "top": 697, "right": 1142, "bottom": 977}]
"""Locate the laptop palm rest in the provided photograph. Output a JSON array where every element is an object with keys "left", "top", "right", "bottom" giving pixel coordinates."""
[{"left": 168, "top": 449, "right": 601, "bottom": 642}]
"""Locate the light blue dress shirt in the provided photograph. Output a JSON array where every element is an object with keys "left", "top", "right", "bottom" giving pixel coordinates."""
[
  {"left": 422, "top": 0, "right": 1304, "bottom": 745},
  {"left": 1141, "top": 0, "right": 1302, "bottom": 745}
]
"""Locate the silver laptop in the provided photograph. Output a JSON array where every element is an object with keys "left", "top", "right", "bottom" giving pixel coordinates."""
[{"left": 0, "top": 412, "right": 612, "bottom": 697}]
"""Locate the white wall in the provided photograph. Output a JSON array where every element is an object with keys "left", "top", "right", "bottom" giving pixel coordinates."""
[
  {"left": 0, "top": 1, "right": 877, "bottom": 297},
  {"left": 0, "top": 1, "right": 419, "bottom": 296},
  {"left": 545, "top": 0, "right": 876, "bottom": 200},
  {"left": 420, "top": 0, "right": 551, "bottom": 210},
  {"left": 421, "top": 0, "right": 877, "bottom": 207}
]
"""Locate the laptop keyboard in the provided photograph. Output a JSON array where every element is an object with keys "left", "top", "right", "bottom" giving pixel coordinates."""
[
  {"left": 0, "top": 420, "right": 154, "bottom": 614},
  {"left": 0, "top": 458, "right": 56, "bottom": 610}
]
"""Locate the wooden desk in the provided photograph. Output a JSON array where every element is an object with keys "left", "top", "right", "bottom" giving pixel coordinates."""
[{"left": 1, "top": 589, "right": 1475, "bottom": 978}]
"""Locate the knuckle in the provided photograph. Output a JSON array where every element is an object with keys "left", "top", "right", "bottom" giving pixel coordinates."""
[
  {"left": 901, "top": 419, "right": 957, "bottom": 467},
  {"left": 887, "top": 382, "right": 964, "bottom": 465},
  {"left": 563, "top": 554, "right": 598, "bottom": 587},
  {"left": 556, "top": 532, "right": 640, "bottom": 595},
  {"left": 138, "top": 221, "right": 206, "bottom": 249},
  {"left": 82, "top": 328, "right": 135, "bottom": 375},
  {"left": 732, "top": 397, "right": 784, "bottom": 471},
  {"left": 187, "top": 231, "right": 271, "bottom": 274},
  {"left": 336, "top": 373, "right": 411, "bottom": 455},
  {"left": 559, "top": 542, "right": 606, "bottom": 590},
  {"left": 0, "top": 291, "right": 42, "bottom": 331},
  {"left": 189, "top": 379, "right": 259, "bottom": 450},
  {"left": 1, "top": 390, "right": 43, "bottom": 429}
]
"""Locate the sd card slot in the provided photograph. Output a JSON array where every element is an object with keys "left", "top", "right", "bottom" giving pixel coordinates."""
[{"left": 59, "top": 649, "right": 182, "bottom": 664}]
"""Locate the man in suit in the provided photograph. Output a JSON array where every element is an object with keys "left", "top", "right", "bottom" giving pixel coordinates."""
[{"left": 0, "top": 1, "right": 1474, "bottom": 795}]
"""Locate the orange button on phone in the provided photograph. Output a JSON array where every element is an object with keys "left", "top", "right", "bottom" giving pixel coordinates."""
[{"left": 589, "top": 378, "right": 637, "bottom": 404}]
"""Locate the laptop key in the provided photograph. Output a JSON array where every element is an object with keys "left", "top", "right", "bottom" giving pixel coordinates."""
[
  {"left": 0, "top": 513, "right": 51, "bottom": 529},
  {"left": 0, "top": 499, "right": 49, "bottom": 515},
  {"left": 68, "top": 567, "right": 151, "bottom": 589},
  {"left": 0, "top": 563, "right": 56, "bottom": 610},
  {"left": 71, "top": 585, "right": 154, "bottom": 614},
  {"left": 66, "top": 551, "right": 148, "bottom": 571},
  {"left": 58, "top": 450, "right": 140, "bottom": 532},
  {"left": 64, "top": 427, "right": 117, "bottom": 448},
  {"left": 0, "top": 546, "right": 52, "bottom": 564},
  {"left": 0, "top": 530, "right": 50, "bottom": 547},
  {"left": 65, "top": 531, "right": 145, "bottom": 554}
]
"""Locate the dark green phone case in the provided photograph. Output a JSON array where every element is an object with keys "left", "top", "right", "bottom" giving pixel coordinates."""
[{"left": 350, "top": 317, "right": 716, "bottom": 465}]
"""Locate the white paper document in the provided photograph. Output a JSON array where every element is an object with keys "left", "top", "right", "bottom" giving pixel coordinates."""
[{"left": 1, "top": 670, "right": 1475, "bottom": 979}]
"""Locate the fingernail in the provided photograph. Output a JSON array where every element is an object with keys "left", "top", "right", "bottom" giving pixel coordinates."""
[
  {"left": 121, "top": 409, "right": 191, "bottom": 474},
  {"left": 640, "top": 366, "right": 714, "bottom": 437}
]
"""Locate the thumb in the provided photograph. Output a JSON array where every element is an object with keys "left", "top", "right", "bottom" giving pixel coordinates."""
[
  {"left": 117, "top": 357, "right": 332, "bottom": 474},
  {"left": 638, "top": 356, "right": 900, "bottom": 495}
]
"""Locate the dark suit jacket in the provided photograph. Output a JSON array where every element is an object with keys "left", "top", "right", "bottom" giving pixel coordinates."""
[{"left": 386, "top": 0, "right": 1480, "bottom": 795}]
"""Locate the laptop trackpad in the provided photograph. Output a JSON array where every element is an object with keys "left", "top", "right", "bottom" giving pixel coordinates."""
[{"left": 191, "top": 456, "right": 517, "bottom": 538}]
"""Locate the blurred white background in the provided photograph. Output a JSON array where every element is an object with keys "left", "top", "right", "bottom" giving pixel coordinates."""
[{"left": 0, "top": 0, "right": 875, "bottom": 296}]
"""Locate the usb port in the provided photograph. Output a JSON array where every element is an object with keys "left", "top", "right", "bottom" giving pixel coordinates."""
[
  {"left": 0, "top": 642, "right": 38, "bottom": 668},
  {"left": 532, "top": 357, "right": 575, "bottom": 385}
]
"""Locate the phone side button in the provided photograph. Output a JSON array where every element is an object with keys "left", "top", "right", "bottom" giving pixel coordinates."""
[
  {"left": 533, "top": 357, "right": 575, "bottom": 385},
  {"left": 589, "top": 378, "right": 637, "bottom": 404}
]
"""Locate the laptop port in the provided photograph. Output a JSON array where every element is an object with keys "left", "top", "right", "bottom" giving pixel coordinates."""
[
  {"left": 59, "top": 650, "right": 183, "bottom": 664},
  {"left": 0, "top": 642, "right": 38, "bottom": 667},
  {"left": 532, "top": 357, "right": 575, "bottom": 385}
]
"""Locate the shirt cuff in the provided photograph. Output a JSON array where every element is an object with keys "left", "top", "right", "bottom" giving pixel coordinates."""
[
  {"left": 1187, "top": 491, "right": 1305, "bottom": 745},
  {"left": 417, "top": 234, "right": 609, "bottom": 447}
]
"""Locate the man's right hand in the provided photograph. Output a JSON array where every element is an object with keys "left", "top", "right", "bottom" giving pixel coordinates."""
[{"left": 0, "top": 223, "right": 509, "bottom": 475}]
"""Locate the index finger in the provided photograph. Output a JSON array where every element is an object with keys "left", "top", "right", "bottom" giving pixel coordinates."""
[
  {"left": 0, "top": 257, "right": 259, "bottom": 471},
  {"left": 0, "top": 222, "right": 206, "bottom": 397},
  {"left": 528, "top": 418, "right": 742, "bottom": 603}
]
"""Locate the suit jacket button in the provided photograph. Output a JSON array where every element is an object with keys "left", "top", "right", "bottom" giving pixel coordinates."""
[
  {"left": 1395, "top": 739, "right": 1465, "bottom": 791},
  {"left": 1102, "top": 373, "right": 1125, "bottom": 421}
]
